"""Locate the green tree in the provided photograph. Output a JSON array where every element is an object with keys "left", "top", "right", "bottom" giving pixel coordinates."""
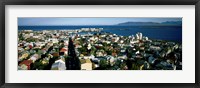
[{"left": 100, "top": 59, "right": 108, "bottom": 69}]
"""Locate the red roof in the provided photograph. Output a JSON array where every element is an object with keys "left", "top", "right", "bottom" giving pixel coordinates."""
[
  {"left": 60, "top": 48, "right": 67, "bottom": 52},
  {"left": 19, "top": 60, "right": 33, "bottom": 66},
  {"left": 29, "top": 45, "right": 33, "bottom": 49},
  {"left": 19, "top": 60, "right": 33, "bottom": 70}
]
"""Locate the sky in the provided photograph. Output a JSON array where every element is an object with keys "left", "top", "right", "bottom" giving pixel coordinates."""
[{"left": 18, "top": 17, "right": 182, "bottom": 26}]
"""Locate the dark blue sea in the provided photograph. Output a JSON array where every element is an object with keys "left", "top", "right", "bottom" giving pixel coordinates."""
[{"left": 18, "top": 25, "right": 182, "bottom": 43}]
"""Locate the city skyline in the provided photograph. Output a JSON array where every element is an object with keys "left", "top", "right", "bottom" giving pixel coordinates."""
[
  {"left": 18, "top": 17, "right": 182, "bottom": 70},
  {"left": 18, "top": 17, "right": 182, "bottom": 26}
]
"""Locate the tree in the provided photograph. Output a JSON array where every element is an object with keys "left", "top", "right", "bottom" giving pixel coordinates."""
[
  {"left": 90, "top": 46, "right": 97, "bottom": 55},
  {"left": 19, "top": 33, "right": 24, "bottom": 40},
  {"left": 26, "top": 38, "right": 37, "bottom": 42},
  {"left": 99, "top": 59, "right": 108, "bottom": 69},
  {"left": 78, "top": 47, "right": 87, "bottom": 55}
]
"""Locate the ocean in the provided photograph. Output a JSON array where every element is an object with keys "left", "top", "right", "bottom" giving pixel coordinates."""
[{"left": 18, "top": 25, "right": 182, "bottom": 43}]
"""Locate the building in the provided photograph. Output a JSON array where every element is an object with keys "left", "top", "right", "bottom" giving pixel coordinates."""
[
  {"left": 60, "top": 47, "right": 68, "bottom": 56},
  {"left": 29, "top": 54, "right": 40, "bottom": 62},
  {"left": 80, "top": 59, "right": 92, "bottom": 70},
  {"left": 19, "top": 60, "right": 33, "bottom": 70},
  {"left": 51, "top": 59, "right": 66, "bottom": 70}
]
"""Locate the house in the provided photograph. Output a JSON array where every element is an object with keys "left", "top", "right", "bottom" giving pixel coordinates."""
[
  {"left": 60, "top": 48, "right": 68, "bottom": 56},
  {"left": 52, "top": 52, "right": 59, "bottom": 57},
  {"left": 150, "top": 46, "right": 161, "bottom": 51},
  {"left": 29, "top": 54, "right": 40, "bottom": 62},
  {"left": 83, "top": 55, "right": 95, "bottom": 60},
  {"left": 19, "top": 53, "right": 29, "bottom": 61},
  {"left": 18, "top": 64, "right": 27, "bottom": 70},
  {"left": 80, "top": 59, "right": 92, "bottom": 70},
  {"left": 48, "top": 38, "right": 59, "bottom": 44},
  {"left": 51, "top": 59, "right": 66, "bottom": 70},
  {"left": 117, "top": 55, "right": 127, "bottom": 60},
  {"left": 105, "top": 55, "right": 116, "bottom": 66},
  {"left": 19, "top": 60, "right": 33, "bottom": 70},
  {"left": 96, "top": 51, "right": 104, "bottom": 57}
]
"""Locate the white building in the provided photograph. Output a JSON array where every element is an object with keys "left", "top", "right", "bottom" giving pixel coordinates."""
[
  {"left": 139, "top": 33, "right": 143, "bottom": 40},
  {"left": 48, "top": 38, "right": 59, "bottom": 43},
  {"left": 29, "top": 54, "right": 40, "bottom": 62},
  {"left": 150, "top": 46, "right": 161, "bottom": 51},
  {"left": 51, "top": 59, "right": 66, "bottom": 70},
  {"left": 136, "top": 32, "right": 143, "bottom": 40}
]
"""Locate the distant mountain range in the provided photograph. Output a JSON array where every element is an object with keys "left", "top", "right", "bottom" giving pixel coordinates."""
[{"left": 116, "top": 21, "right": 182, "bottom": 26}]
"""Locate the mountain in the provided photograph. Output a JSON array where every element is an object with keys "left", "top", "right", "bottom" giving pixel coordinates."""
[
  {"left": 117, "top": 21, "right": 182, "bottom": 26},
  {"left": 161, "top": 21, "right": 182, "bottom": 25}
]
